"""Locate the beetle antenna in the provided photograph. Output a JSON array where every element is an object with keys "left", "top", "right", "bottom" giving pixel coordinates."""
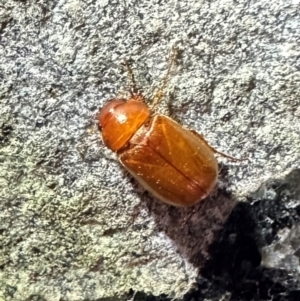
[
  {"left": 150, "top": 47, "right": 178, "bottom": 110},
  {"left": 123, "top": 59, "right": 138, "bottom": 96}
]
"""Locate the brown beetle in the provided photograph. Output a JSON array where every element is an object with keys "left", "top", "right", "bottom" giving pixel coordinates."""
[{"left": 98, "top": 49, "right": 237, "bottom": 206}]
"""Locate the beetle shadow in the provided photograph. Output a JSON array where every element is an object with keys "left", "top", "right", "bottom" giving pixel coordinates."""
[
  {"left": 126, "top": 169, "right": 300, "bottom": 300},
  {"left": 139, "top": 162, "right": 238, "bottom": 267},
  {"left": 187, "top": 170, "right": 300, "bottom": 300},
  {"left": 139, "top": 169, "right": 300, "bottom": 299}
]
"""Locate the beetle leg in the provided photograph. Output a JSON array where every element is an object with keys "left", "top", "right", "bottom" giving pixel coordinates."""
[
  {"left": 123, "top": 59, "right": 138, "bottom": 96},
  {"left": 190, "top": 130, "right": 245, "bottom": 162},
  {"left": 150, "top": 46, "right": 178, "bottom": 110}
]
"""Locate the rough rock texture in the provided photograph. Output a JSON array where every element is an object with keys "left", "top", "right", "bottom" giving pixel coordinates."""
[{"left": 1, "top": 0, "right": 300, "bottom": 300}]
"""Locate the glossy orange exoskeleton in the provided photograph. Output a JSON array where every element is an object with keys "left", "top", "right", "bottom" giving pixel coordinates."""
[{"left": 98, "top": 49, "right": 236, "bottom": 206}]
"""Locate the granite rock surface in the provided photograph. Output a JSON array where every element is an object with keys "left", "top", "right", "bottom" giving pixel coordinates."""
[{"left": 1, "top": 0, "right": 300, "bottom": 300}]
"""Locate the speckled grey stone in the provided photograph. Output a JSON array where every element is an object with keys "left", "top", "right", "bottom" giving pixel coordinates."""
[{"left": 1, "top": 0, "right": 300, "bottom": 300}]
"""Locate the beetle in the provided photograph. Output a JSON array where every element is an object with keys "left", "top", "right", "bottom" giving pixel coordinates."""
[{"left": 98, "top": 48, "right": 237, "bottom": 207}]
